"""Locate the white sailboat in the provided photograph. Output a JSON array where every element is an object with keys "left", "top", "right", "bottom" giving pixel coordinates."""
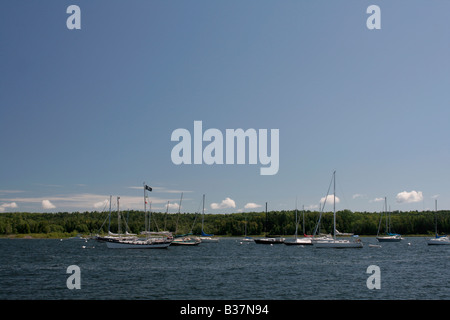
[
  {"left": 427, "top": 235, "right": 450, "bottom": 245},
  {"left": 171, "top": 193, "right": 201, "bottom": 246},
  {"left": 106, "top": 231, "right": 173, "bottom": 249},
  {"left": 313, "top": 171, "right": 363, "bottom": 248},
  {"left": 376, "top": 234, "right": 402, "bottom": 242},
  {"left": 284, "top": 204, "right": 312, "bottom": 245},
  {"left": 376, "top": 197, "right": 402, "bottom": 242},
  {"left": 94, "top": 195, "right": 137, "bottom": 242},
  {"left": 198, "top": 194, "right": 219, "bottom": 243},
  {"left": 427, "top": 199, "right": 450, "bottom": 245},
  {"left": 106, "top": 184, "right": 172, "bottom": 249},
  {"left": 171, "top": 235, "right": 201, "bottom": 246}
]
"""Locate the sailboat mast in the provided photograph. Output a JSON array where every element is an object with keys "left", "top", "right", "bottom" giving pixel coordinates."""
[
  {"left": 117, "top": 196, "right": 121, "bottom": 236},
  {"left": 143, "top": 182, "right": 147, "bottom": 232},
  {"left": 175, "top": 192, "right": 183, "bottom": 234},
  {"left": 333, "top": 170, "right": 336, "bottom": 240},
  {"left": 385, "top": 197, "right": 388, "bottom": 234},
  {"left": 179, "top": 192, "right": 183, "bottom": 214},
  {"left": 143, "top": 182, "right": 147, "bottom": 212},
  {"left": 108, "top": 195, "right": 112, "bottom": 233}
]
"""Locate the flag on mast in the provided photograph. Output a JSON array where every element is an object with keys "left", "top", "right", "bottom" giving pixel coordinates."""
[{"left": 145, "top": 185, "right": 152, "bottom": 192}]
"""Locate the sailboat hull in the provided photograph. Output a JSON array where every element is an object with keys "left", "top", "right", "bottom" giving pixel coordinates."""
[
  {"left": 171, "top": 242, "right": 200, "bottom": 246},
  {"left": 170, "top": 241, "right": 200, "bottom": 246},
  {"left": 283, "top": 238, "right": 313, "bottom": 245},
  {"left": 376, "top": 236, "right": 402, "bottom": 242},
  {"left": 313, "top": 239, "right": 363, "bottom": 248},
  {"left": 95, "top": 235, "right": 137, "bottom": 242},
  {"left": 254, "top": 237, "right": 285, "bottom": 244},
  {"left": 171, "top": 237, "right": 201, "bottom": 246},
  {"left": 105, "top": 239, "right": 172, "bottom": 249},
  {"left": 427, "top": 237, "right": 450, "bottom": 245}
]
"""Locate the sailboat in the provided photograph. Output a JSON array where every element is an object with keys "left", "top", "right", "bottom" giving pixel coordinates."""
[
  {"left": 254, "top": 202, "right": 285, "bottom": 244},
  {"left": 171, "top": 234, "right": 201, "bottom": 246},
  {"left": 427, "top": 199, "right": 450, "bottom": 245},
  {"left": 376, "top": 197, "right": 402, "bottom": 242},
  {"left": 198, "top": 194, "right": 219, "bottom": 243},
  {"left": 284, "top": 203, "right": 312, "bottom": 245},
  {"left": 312, "top": 171, "right": 363, "bottom": 248},
  {"left": 95, "top": 195, "right": 137, "bottom": 242},
  {"left": 171, "top": 193, "right": 201, "bottom": 246},
  {"left": 105, "top": 184, "right": 173, "bottom": 249}
]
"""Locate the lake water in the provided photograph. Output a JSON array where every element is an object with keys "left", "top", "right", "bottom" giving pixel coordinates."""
[{"left": 0, "top": 237, "right": 449, "bottom": 301}]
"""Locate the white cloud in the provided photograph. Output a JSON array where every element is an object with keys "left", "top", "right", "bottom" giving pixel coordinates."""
[
  {"left": 369, "top": 197, "right": 384, "bottom": 203},
  {"left": 3, "top": 202, "right": 18, "bottom": 208},
  {"left": 167, "top": 202, "right": 180, "bottom": 211},
  {"left": 305, "top": 204, "right": 319, "bottom": 210},
  {"left": 396, "top": 190, "right": 423, "bottom": 204},
  {"left": 0, "top": 202, "right": 18, "bottom": 212},
  {"left": 352, "top": 194, "right": 366, "bottom": 199},
  {"left": 244, "top": 202, "right": 262, "bottom": 209},
  {"left": 94, "top": 199, "right": 109, "bottom": 209},
  {"left": 0, "top": 192, "right": 180, "bottom": 212},
  {"left": 42, "top": 200, "right": 56, "bottom": 209},
  {"left": 320, "top": 195, "right": 340, "bottom": 205},
  {"left": 211, "top": 197, "right": 236, "bottom": 210}
]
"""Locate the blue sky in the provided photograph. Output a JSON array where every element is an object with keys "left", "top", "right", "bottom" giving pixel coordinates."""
[{"left": 1, "top": 1, "right": 450, "bottom": 214}]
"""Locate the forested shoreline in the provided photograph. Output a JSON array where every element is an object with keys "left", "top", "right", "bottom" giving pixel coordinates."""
[{"left": 1, "top": 209, "right": 449, "bottom": 238}]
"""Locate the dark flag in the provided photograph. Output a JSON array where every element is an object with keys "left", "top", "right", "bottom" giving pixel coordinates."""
[{"left": 145, "top": 185, "right": 152, "bottom": 192}]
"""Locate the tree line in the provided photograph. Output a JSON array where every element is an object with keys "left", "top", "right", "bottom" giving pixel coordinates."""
[{"left": 0, "top": 209, "right": 449, "bottom": 237}]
